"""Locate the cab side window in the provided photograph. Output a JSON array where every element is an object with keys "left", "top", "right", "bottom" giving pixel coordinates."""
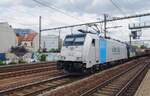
[{"left": 92, "top": 39, "right": 95, "bottom": 47}]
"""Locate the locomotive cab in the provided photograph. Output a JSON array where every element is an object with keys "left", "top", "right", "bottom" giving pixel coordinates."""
[{"left": 57, "top": 33, "right": 99, "bottom": 73}]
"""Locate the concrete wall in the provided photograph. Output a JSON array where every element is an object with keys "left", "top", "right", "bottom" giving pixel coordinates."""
[
  {"left": 0, "top": 22, "right": 16, "bottom": 53},
  {"left": 41, "top": 35, "right": 59, "bottom": 51}
]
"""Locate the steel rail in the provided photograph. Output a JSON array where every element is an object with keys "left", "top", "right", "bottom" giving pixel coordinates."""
[
  {"left": 115, "top": 62, "right": 149, "bottom": 96},
  {"left": 80, "top": 61, "right": 145, "bottom": 96},
  {"left": 0, "top": 75, "right": 69, "bottom": 95},
  {"left": 0, "top": 65, "right": 56, "bottom": 79},
  {"left": 0, "top": 62, "right": 56, "bottom": 73},
  {"left": 0, "top": 61, "right": 56, "bottom": 69}
]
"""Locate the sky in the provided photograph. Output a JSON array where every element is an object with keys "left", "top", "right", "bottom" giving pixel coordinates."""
[{"left": 0, "top": 0, "right": 150, "bottom": 45}]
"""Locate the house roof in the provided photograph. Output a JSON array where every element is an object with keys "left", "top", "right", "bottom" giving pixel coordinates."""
[
  {"left": 22, "top": 32, "right": 37, "bottom": 41},
  {"left": 16, "top": 32, "right": 38, "bottom": 43},
  {"left": 16, "top": 36, "right": 24, "bottom": 43}
]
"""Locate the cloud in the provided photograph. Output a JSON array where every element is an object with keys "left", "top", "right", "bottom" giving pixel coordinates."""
[
  {"left": 0, "top": 0, "right": 22, "bottom": 7},
  {"left": 0, "top": 0, "right": 150, "bottom": 45},
  {"left": 1, "top": 0, "right": 150, "bottom": 15},
  {"left": 39, "top": 0, "right": 150, "bottom": 15}
]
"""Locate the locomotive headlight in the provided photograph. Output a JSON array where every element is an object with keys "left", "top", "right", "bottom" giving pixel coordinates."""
[{"left": 76, "top": 57, "right": 82, "bottom": 61}]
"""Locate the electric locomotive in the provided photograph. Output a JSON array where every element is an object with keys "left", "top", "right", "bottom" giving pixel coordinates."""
[{"left": 57, "top": 30, "right": 136, "bottom": 74}]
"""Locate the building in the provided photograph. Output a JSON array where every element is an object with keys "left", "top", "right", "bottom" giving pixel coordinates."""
[
  {"left": 0, "top": 22, "right": 16, "bottom": 54},
  {"left": 16, "top": 32, "right": 39, "bottom": 52},
  {"left": 41, "top": 35, "right": 60, "bottom": 51}
]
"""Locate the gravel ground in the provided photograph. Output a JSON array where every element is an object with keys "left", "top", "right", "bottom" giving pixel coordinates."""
[
  {"left": 40, "top": 57, "right": 147, "bottom": 96},
  {"left": 134, "top": 69, "right": 150, "bottom": 96}
]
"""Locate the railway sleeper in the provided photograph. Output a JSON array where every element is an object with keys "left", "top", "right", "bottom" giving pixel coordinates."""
[
  {"left": 93, "top": 93, "right": 108, "bottom": 96},
  {"left": 84, "top": 61, "right": 144, "bottom": 96},
  {"left": 10, "top": 92, "right": 24, "bottom": 96},
  {"left": 95, "top": 90, "right": 115, "bottom": 96},
  {"left": 101, "top": 87, "right": 120, "bottom": 92},
  {"left": 15, "top": 80, "right": 71, "bottom": 96},
  {"left": 103, "top": 86, "right": 121, "bottom": 90},
  {"left": 107, "top": 84, "right": 123, "bottom": 87}
]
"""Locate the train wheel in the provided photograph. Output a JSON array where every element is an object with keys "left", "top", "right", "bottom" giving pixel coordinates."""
[
  {"left": 82, "top": 68, "right": 87, "bottom": 74},
  {"left": 90, "top": 67, "right": 94, "bottom": 74},
  {"left": 95, "top": 65, "right": 100, "bottom": 72}
]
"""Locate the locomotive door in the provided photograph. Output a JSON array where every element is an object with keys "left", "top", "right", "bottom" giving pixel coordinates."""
[{"left": 91, "top": 39, "right": 96, "bottom": 64}]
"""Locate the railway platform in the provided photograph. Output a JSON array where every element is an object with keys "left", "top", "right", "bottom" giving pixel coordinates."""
[{"left": 134, "top": 68, "right": 150, "bottom": 96}]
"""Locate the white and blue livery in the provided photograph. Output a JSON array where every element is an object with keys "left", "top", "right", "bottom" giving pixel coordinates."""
[{"left": 57, "top": 32, "right": 136, "bottom": 74}]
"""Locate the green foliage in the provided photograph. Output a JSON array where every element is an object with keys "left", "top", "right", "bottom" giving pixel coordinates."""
[
  {"left": 132, "top": 45, "right": 139, "bottom": 49},
  {"left": 49, "top": 48, "right": 60, "bottom": 53},
  {"left": 9, "top": 61, "right": 17, "bottom": 64},
  {"left": 18, "top": 59, "right": 27, "bottom": 64},
  {"left": 49, "top": 48, "right": 55, "bottom": 52},
  {"left": 38, "top": 54, "right": 47, "bottom": 61},
  {"left": 0, "top": 60, "right": 4, "bottom": 65},
  {"left": 140, "top": 45, "right": 147, "bottom": 49}
]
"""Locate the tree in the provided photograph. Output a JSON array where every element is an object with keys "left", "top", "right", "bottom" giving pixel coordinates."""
[
  {"left": 0, "top": 60, "right": 4, "bottom": 65},
  {"left": 11, "top": 46, "right": 28, "bottom": 57},
  {"left": 140, "top": 45, "right": 147, "bottom": 49},
  {"left": 38, "top": 54, "right": 47, "bottom": 61}
]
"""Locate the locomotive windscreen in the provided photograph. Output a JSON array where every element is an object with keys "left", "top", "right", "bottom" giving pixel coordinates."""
[{"left": 63, "top": 34, "right": 86, "bottom": 46}]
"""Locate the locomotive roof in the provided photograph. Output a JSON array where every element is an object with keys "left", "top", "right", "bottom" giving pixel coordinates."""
[
  {"left": 66, "top": 33, "right": 127, "bottom": 45},
  {"left": 99, "top": 36, "right": 127, "bottom": 45},
  {"left": 66, "top": 33, "right": 86, "bottom": 37}
]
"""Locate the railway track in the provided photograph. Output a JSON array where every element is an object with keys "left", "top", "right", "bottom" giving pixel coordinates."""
[
  {"left": 0, "top": 64, "right": 56, "bottom": 79},
  {"left": 0, "top": 62, "right": 56, "bottom": 79},
  {"left": 39, "top": 57, "right": 149, "bottom": 96},
  {"left": 0, "top": 70, "right": 64, "bottom": 91},
  {"left": 80, "top": 59, "right": 149, "bottom": 96},
  {"left": 0, "top": 57, "right": 149, "bottom": 96},
  {"left": 0, "top": 75, "right": 83, "bottom": 96},
  {"left": 0, "top": 62, "right": 56, "bottom": 73},
  {"left": 0, "top": 61, "right": 65, "bottom": 93}
]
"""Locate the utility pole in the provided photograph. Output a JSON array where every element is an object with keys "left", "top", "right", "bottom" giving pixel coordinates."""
[
  {"left": 58, "top": 30, "right": 61, "bottom": 39},
  {"left": 71, "top": 27, "right": 73, "bottom": 34},
  {"left": 39, "top": 16, "right": 42, "bottom": 52},
  {"left": 104, "top": 14, "right": 107, "bottom": 38},
  {"left": 129, "top": 34, "right": 132, "bottom": 45},
  {"left": 58, "top": 30, "right": 61, "bottom": 51}
]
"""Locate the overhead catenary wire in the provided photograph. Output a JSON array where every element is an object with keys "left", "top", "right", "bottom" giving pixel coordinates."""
[
  {"left": 41, "top": 12, "right": 150, "bottom": 31},
  {"left": 32, "top": 0, "right": 86, "bottom": 23},
  {"left": 32, "top": 0, "right": 102, "bottom": 33},
  {"left": 3, "top": 7, "right": 54, "bottom": 27},
  {"left": 109, "top": 0, "right": 126, "bottom": 16},
  {"left": 1, "top": 4, "right": 65, "bottom": 28},
  {"left": 109, "top": 0, "right": 137, "bottom": 30}
]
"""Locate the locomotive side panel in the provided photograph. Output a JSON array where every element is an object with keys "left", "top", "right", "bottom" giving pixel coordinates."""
[
  {"left": 105, "top": 39, "right": 128, "bottom": 63},
  {"left": 83, "top": 34, "right": 100, "bottom": 68},
  {"left": 99, "top": 38, "right": 107, "bottom": 64}
]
